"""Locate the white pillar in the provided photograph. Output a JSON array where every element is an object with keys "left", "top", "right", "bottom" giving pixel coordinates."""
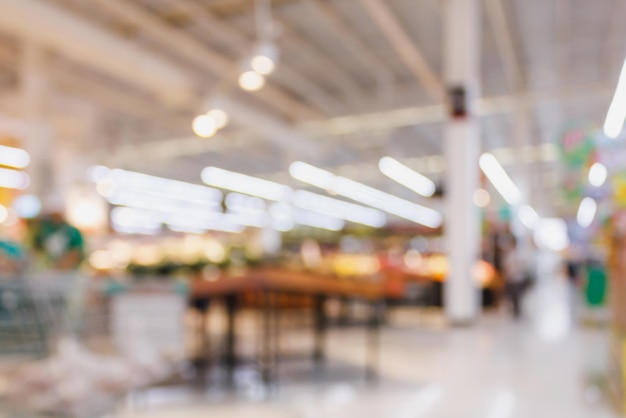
[
  {"left": 444, "top": 0, "right": 481, "bottom": 323},
  {"left": 20, "top": 42, "right": 55, "bottom": 199}
]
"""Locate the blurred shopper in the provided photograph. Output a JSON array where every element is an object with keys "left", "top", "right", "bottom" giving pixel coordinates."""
[
  {"left": 502, "top": 238, "right": 528, "bottom": 319},
  {"left": 564, "top": 246, "right": 583, "bottom": 286},
  {"left": 564, "top": 249, "right": 583, "bottom": 319},
  {"left": 566, "top": 258, "right": 581, "bottom": 285},
  {"left": 31, "top": 197, "right": 84, "bottom": 271},
  {"left": 492, "top": 226, "right": 514, "bottom": 276}
]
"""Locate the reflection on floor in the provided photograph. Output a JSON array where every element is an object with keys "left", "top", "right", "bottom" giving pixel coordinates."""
[{"left": 120, "top": 278, "right": 619, "bottom": 418}]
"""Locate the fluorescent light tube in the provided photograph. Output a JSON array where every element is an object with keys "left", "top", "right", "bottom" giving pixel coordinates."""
[
  {"left": 289, "top": 161, "right": 442, "bottom": 228},
  {"left": 604, "top": 58, "right": 626, "bottom": 139},
  {"left": 202, "top": 166, "right": 292, "bottom": 201},
  {"left": 479, "top": 153, "right": 521, "bottom": 205},
  {"left": 577, "top": 197, "right": 597, "bottom": 228},
  {"left": 379, "top": 156, "right": 436, "bottom": 197}
]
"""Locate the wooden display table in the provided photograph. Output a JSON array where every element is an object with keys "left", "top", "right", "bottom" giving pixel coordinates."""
[{"left": 190, "top": 267, "right": 386, "bottom": 385}]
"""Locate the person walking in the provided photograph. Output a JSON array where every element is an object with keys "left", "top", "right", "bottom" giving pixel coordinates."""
[{"left": 502, "top": 238, "right": 528, "bottom": 319}]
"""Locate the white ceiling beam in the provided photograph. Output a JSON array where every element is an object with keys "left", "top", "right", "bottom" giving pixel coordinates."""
[
  {"left": 278, "top": 21, "right": 364, "bottom": 106},
  {"left": 54, "top": 75, "right": 157, "bottom": 120},
  {"left": 59, "top": 72, "right": 320, "bottom": 160},
  {"left": 304, "top": 0, "right": 394, "bottom": 86},
  {"left": 484, "top": 0, "right": 525, "bottom": 91},
  {"left": 52, "top": 70, "right": 191, "bottom": 129},
  {"left": 130, "top": 83, "right": 613, "bottom": 162},
  {"left": 555, "top": 0, "right": 571, "bottom": 83},
  {"left": 106, "top": 131, "right": 257, "bottom": 167},
  {"left": 306, "top": 104, "right": 445, "bottom": 137},
  {"left": 303, "top": 84, "right": 613, "bottom": 137},
  {"left": 0, "top": 0, "right": 195, "bottom": 106},
  {"left": 262, "top": 143, "right": 559, "bottom": 186},
  {"left": 174, "top": 0, "right": 249, "bottom": 52},
  {"left": 217, "top": 95, "right": 319, "bottom": 156},
  {"left": 172, "top": 0, "right": 343, "bottom": 115},
  {"left": 91, "top": 0, "right": 323, "bottom": 121},
  {"left": 275, "top": 67, "right": 345, "bottom": 114},
  {"left": 604, "top": 0, "right": 626, "bottom": 81},
  {"left": 360, "top": 0, "right": 444, "bottom": 103},
  {"left": 139, "top": 84, "right": 614, "bottom": 162}
]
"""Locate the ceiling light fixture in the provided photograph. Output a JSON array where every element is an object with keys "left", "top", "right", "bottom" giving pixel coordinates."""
[
  {"left": 379, "top": 156, "right": 436, "bottom": 197},
  {"left": 110, "top": 205, "right": 246, "bottom": 235},
  {"left": 236, "top": 0, "right": 279, "bottom": 91},
  {"left": 251, "top": 41, "right": 279, "bottom": 75},
  {"left": 534, "top": 218, "right": 570, "bottom": 251},
  {"left": 292, "top": 190, "right": 386, "bottom": 227},
  {"left": 518, "top": 205, "right": 540, "bottom": 229},
  {"left": 0, "top": 167, "right": 30, "bottom": 190},
  {"left": 192, "top": 114, "right": 218, "bottom": 138},
  {"left": 604, "top": 58, "right": 626, "bottom": 139},
  {"left": 479, "top": 153, "right": 522, "bottom": 205},
  {"left": 269, "top": 202, "right": 295, "bottom": 231},
  {"left": 577, "top": 197, "right": 597, "bottom": 228},
  {"left": 0, "top": 204, "right": 8, "bottom": 223},
  {"left": 201, "top": 166, "right": 292, "bottom": 201},
  {"left": 0, "top": 145, "right": 30, "bottom": 169},
  {"left": 289, "top": 161, "right": 442, "bottom": 228},
  {"left": 294, "top": 209, "right": 345, "bottom": 231},
  {"left": 238, "top": 70, "right": 266, "bottom": 92},
  {"left": 588, "top": 162, "right": 608, "bottom": 187},
  {"left": 208, "top": 109, "right": 229, "bottom": 129},
  {"left": 102, "top": 167, "right": 223, "bottom": 204}
]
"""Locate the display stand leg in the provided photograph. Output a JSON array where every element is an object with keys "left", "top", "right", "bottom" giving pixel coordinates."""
[
  {"left": 259, "top": 290, "right": 276, "bottom": 385},
  {"left": 273, "top": 292, "right": 281, "bottom": 386},
  {"left": 366, "top": 300, "right": 382, "bottom": 384},
  {"left": 224, "top": 294, "right": 238, "bottom": 387},
  {"left": 313, "top": 294, "right": 327, "bottom": 367}
]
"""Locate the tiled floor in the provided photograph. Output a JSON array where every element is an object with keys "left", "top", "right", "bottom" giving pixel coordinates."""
[{"left": 120, "top": 278, "right": 620, "bottom": 418}]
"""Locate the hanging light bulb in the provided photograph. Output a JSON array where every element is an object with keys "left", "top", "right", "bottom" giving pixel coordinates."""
[
  {"left": 251, "top": 55, "right": 275, "bottom": 76},
  {"left": 239, "top": 70, "right": 266, "bottom": 91},
  {"left": 251, "top": 41, "right": 279, "bottom": 75},
  {"left": 192, "top": 114, "right": 217, "bottom": 138},
  {"left": 208, "top": 109, "right": 229, "bottom": 129}
]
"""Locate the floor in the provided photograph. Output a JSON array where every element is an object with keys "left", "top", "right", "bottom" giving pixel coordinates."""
[{"left": 118, "top": 278, "right": 620, "bottom": 418}]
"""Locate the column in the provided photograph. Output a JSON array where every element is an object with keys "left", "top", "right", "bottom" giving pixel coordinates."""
[
  {"left": 444, "top": 0, "right": 481, "bottom": 323},
  {"left": 20, "top": 42, "right": 55, "bottom": 200}
]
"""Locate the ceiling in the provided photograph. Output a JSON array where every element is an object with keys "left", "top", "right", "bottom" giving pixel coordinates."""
[{"left": 0, "top": 0, "right": 623, "bottom": 217}]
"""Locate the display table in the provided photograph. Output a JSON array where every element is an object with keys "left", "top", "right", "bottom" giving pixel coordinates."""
[
  {"left": 190, "top": 267, "right": 386, "bottom": 385},
  {"left": 191, "top": 267, "right": 387, "bottom": 299}
]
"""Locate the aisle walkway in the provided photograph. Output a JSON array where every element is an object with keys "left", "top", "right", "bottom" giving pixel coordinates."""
[{"left": 122, "top": 279, "right": 619, "bottom": 418}]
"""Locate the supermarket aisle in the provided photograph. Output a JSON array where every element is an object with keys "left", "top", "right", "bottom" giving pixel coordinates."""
[{"left": 121, "top": 278, "right": 618, "bottom": 418}]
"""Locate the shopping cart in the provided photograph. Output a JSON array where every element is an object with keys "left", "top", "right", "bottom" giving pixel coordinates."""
[
  {"left": 0, "top": 274, "right": 111, "bottom": 417},
  {"left": 0, "top": 275, "right": 188, "bottom": 418},
  {"left": 0, "top": 278, "right": 51, "bottom": 359}
]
